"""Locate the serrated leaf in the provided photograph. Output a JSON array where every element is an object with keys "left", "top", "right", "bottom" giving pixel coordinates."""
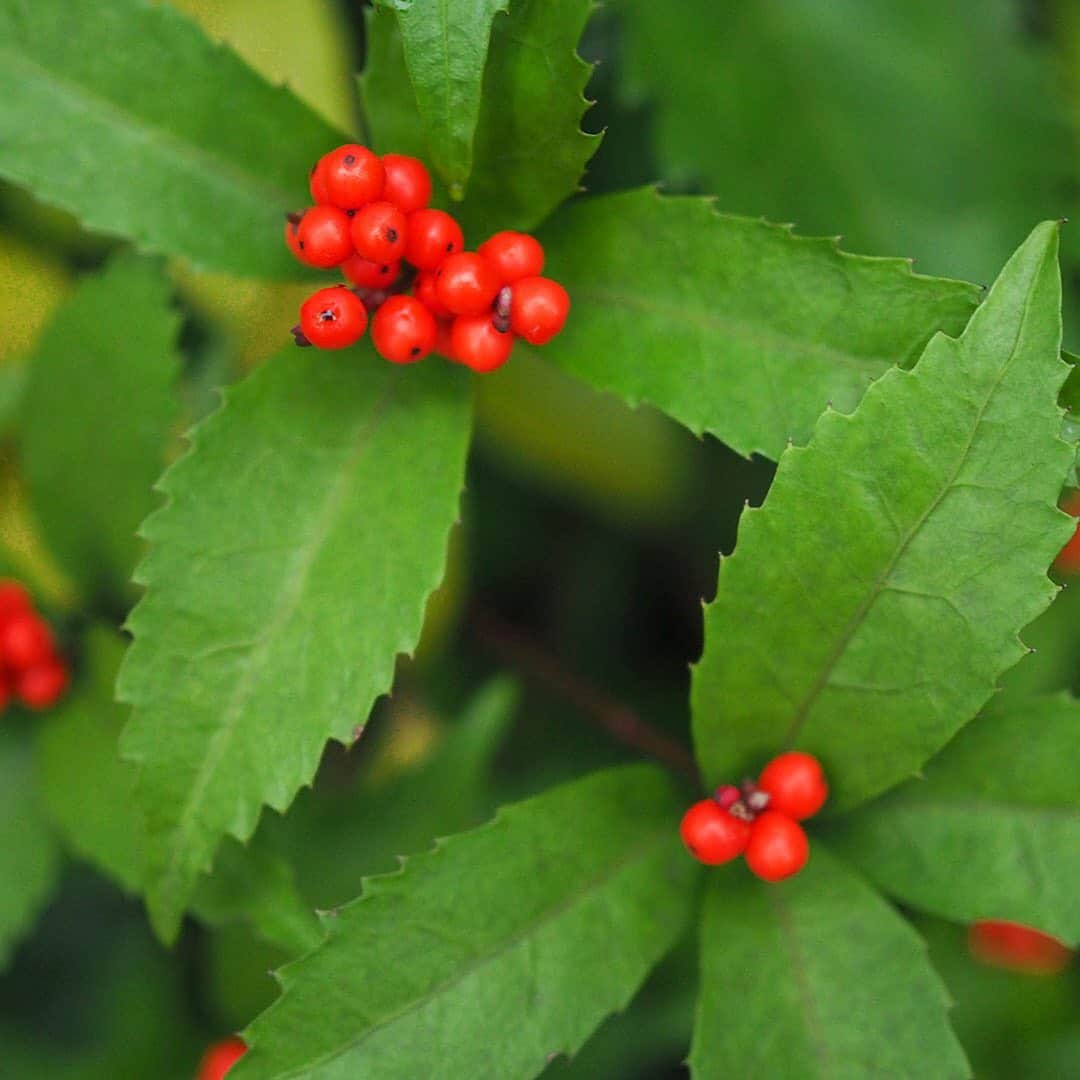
[
  {"left": 828, "top": 693, "right": 1080, "bottom": 944},
  {"left": 118, "top": 350, "right": 472, "bottom": 942},
  {"left": 692, "top": 222, "right": 1072, "bottom": 810},
  {"left": 233, "top": 765, "right": 695, "bottom": 1080},
  {"left": 38, "top": 625, "right": 321, "bottom": 955},
  {"left": 0, "top": 729, "right": 60, "bottom": 970},
  {"left": 690, "top": 846, "right": 968, "bottom": 1079},
  {"left": 362, "top": 0, "right": 598, "bottom": 237},
  {"left": 0, "top": 0, "right": 345, "bottom": 278},
  {"left": 539, "top": 189, "right": 981, "bottom": 460},
  {"left": 616, "top": 0, "right": 1074, "bottom": 284},
  {"left": 19, "top": 253, "right": 180, "bottom": 606},
  {"left": 390, "top": 0, "right": 508, "bottom": 197}
]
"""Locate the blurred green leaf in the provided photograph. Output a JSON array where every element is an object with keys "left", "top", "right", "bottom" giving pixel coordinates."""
[
  {"left": 617, "top": 0, "right": 1075, "bottom": 284},
  {"left": 690, "top": 847, "right": 968, "bottom": 1078},
  {"left": 693, "top": 223, "right": 1072, "bottom": 811},
  {"left": 0, "top": 0, "right": 344, "bottom": 277},
  {"left": 234, "top": 766, "right": 695, "bottom": 1079},
  {"left": 540, "top": 189, "right": 981, "bottom": 460},
  {"left": 390, "top": 0, "right": 508, "bottom": 197},
  {"left": 0, "top": 363, "right": 23, "bottom": 437},
  {"left": 0, "top": 730, "right": 59, "bottom": 970},
  {"left": 829, "top": 693, "right": 1080, "bottom": 943},
  {"left": 362, "top": 0, "right": 598, "bottom": 237},
  {"left": 119, "top": 349, "right": 472, "bottom": 942},
  {"left": 19, "top": 253, "right": 180, "bottom": 608}
]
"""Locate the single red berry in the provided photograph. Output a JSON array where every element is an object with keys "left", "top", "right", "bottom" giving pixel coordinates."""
[
  {"left": 309, "top": 158, "right": 331, "bottom": 205},
  {"left": 405, "top": 209, "right": 464, "bottom": 271},
  {"left": 744, "top": 811, "right": 809, "bottom": 882},
  {"left": 295, "top": 206, "right": 354, "bottom": 269},
  {"left": 321, "top": 144, "right": 384, "bottom": 209},
  {"left": 757, "top": 751, "right": 828, "bottom": 821},
  {"left": 435, "top": 252, "right": 501, "bottom": 317},
  {"left": 0, "top": 580, "right": 32, "bottom": 621},
  {"left": 381, "top": 153, "right": 432, "bottom": 214},
  {"left": 371, "top": 295, "right": 438, "bottom": 364},
  {"left": 0, "top": 613, "right": 54, "bottom": 670},
  {"left": 197, "top": 1036, "right": 248, "bottom": 1080},
  {"left": 15, "top": 659, "right": 68, "bottom": 710},
  {"left": 350, "top": 201, "right": 408, "bottom": 264},
  {"left": 299, "top": 286, "right": 368, "bottom": 350},
  {"left": 413, "top": 270, "right": 453, "bottom": 319},
  {"left": 451, "top": 314, "right": 515, "bottom": 373},
  {"left": 509, "top": 277, "right": 570, "bottom": 345},
  {"left": 969, "top": 920, "right": 1073, "bottom": 975},
  {"left": 714, "top": 784, "right": 741, "bottom": 811},
  {"left": 478, "top": 231, "right": 545, "bottom": 284},
  {"left": 342, "top": 254, "right": 399, "bottom": 290},
  {"left": 680, "top": 799, "right": 752, "bottom": 866}
]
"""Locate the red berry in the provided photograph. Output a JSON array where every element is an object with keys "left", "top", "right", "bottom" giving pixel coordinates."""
[
  {"left": 0, "top": 580, "right": 31, "bottom": 621},
  {"left": 433, "top": 319, "right": 456, "bottom": 361},
  {"left": 283, "top": 218, "right": 305, "bottom": 262},
  {"left": 405, "top": 209, "right": 463, "bottom": 271},
  {"left": 295, "top": 206, "right": 354, "bottom": 269},
  {"left": 969, "top": 920, "right": 1073, "bottom": 975},
  {"left": 509, "top": 277, "right": 570, "bottom": 345},
  {"left": 680, "top": 799, "right": 752, "bottom": 866},
  {"left": 450, "top": 315, "right": 515, "bottom": 373},
  {"left": 413, "top": 270, "right": 453, "bottom": 319},
  {"left": 299, "top": 286, "right": 368, "bottom": 350},
  {"left": 0, "top": 613, "right": 54, "bottom": 670},
  {"left": 197, "top": 1037, "right": 247, "bottom": 1080},
  {"left": 15, "top": 659, "right": 68, "bottom": 710},
  {"left": 757, "top": 751, "right": 829, "bottom": 821},
  {"left": 714, "top": 784, "right": 741, "bottom": 811},
  {"left": 342, "top": 254, "right": 399, "bottom": 290},
  {"left": 371, "top": 296, "right": 438, "bottom": 365},
  {"left": 744, "top": 811, "right": 809, "bottom": 882},
  {"left": 350, "top": 201, "right": 408, "bottom": 264},
  {"left": 478, "top": 231, "right": 545, "bottom": 284},
  {"left": 381, "top": 153, "right": 432, "bottom": 214},
  {"left": 435, "top": 252, "right": 501, "bottom": 317},
  {"left": 309, "top": 158, "right": 331, "bottom": 205},
  {"left": 321, "top": 144, "right": 384, "bottom": 210}
]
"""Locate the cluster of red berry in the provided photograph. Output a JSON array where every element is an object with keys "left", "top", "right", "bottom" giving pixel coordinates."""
[
  {"left": 0, "top": 580, "right": 68, "bottom": 713},
  {"left": 680, "top": 751, "right": 828, "bottom": 882},
  {"left": 197, "top": 1036, "right": 246, "bottom": 1080},
  {"left": 286, "top": 144, "right": 570, "bottom": 372}
]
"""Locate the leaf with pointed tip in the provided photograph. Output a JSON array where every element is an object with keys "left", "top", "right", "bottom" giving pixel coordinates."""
[
  {"left": 232, "top": 765, "right": 694, "bottom": 1080},
  {"left": 19, "top": 253, "right": 180, "bottom": 607},
  {"left": 118, "top": 350, "right": 472, "bottom": 942},
  {"left": 0, "top": 0, "right": 344, "bottom": 277},
  {"left": 690, "top": 847, "right": 968, "bottom": 1079},
  {"left": 693, "top": 222, "right": 1073, "bottom": 811},
  {"left": 0, "top": 730, "right": 60, "bottom": 970},
  {"left": 828, "top": 693, "right": 1080, "bottom": 944},
  {"left": 539, "top": 189, "right": 982, "bottom": 460},
  {"left": 362, "top": 0, "right": 598, "bottom": 237}
]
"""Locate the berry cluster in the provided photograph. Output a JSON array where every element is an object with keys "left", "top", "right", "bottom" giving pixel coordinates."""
[
  {"left": 286, "top": 144, "right": 569, "bottom": 372},
  {"left": 197, "top": 1037, "right": 247, "bottom": 1080},
  {"left": 679, "top": 751, "right": 828, "bottom": 882},
  {"left": 0, "top": 580, "right": 68, "bottom": 713}
]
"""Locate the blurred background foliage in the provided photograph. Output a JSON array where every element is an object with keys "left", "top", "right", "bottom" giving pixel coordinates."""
[{"left": 2, "top": 1, "right": 1080, "bottom": 1076}]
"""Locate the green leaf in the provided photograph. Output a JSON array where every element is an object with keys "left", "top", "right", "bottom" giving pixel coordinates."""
[
  {"left": 0, "top": 729, "right": 60, "bottom": 970},
  {"left": 0, "top": 362, "right": 24, "bottom": 436},
  {"left": 233, "top": 765, "right": 695, "bottom": 1080},
  {"left": 692, "top": 222, "right": 1073, "bottom": 810},
  {"left": 539, "top": 189, "right": 981, "bottom": 459},
  {"left": 616, "top": 0, "right": 1074, "bottom": 285},
  {"left": 38, "top": 625, "right": 321, "bottom": 955},
  {"left": 828, "top": 693, "right": 1080, "bottom": 944},
  {"left": 690, "top": 847, "right": 968, "bottom": 1079},
  {"left": 118, "top": 350, "right": 472, "bottom": 942},
  {"left": 19, "top": 253, "right": 180, "bottom": 606},
  {"left": 0, "top": 0, "right": 345, "bottom": 278},
  {"left": 390, "top": 0, "right": 509, "bottom": 197},
  {"left": 362, "top": 0, "right": 598, "bottom": 237}
]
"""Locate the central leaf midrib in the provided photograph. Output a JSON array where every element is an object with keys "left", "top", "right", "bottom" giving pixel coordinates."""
[{"left": 272, "top": 823, "right": 672, "bottom": 1077}]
